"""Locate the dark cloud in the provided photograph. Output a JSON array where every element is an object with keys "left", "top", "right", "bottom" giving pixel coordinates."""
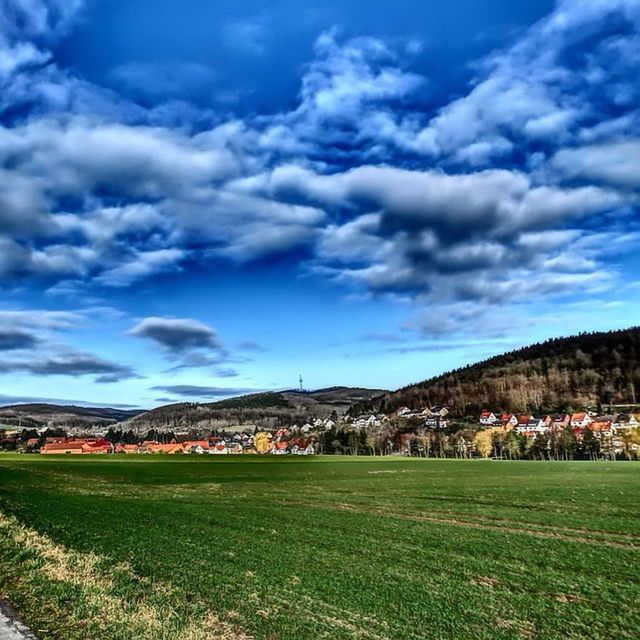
[
  {"left": 130, "top": 317, "right": 225, "bottom": 353},
  {"left": 150, "top": 385, "right": 265, "bottom": 399},
  {"left": 0, "top": 350, "right": 139, "bottom": 382},
  {"left": 0, "top": 329, "right": 39, "bottom": 350},
  {"left": 130, "top": 317, "right": 239, "bottom": 374}
]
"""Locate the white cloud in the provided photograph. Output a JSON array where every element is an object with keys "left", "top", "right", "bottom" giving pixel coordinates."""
[
  {"left": 550, "top": 140, "right": 640, "bottom": 189},
  {"left": 408, "top": 0, "right": 640, "bottom": 164}
]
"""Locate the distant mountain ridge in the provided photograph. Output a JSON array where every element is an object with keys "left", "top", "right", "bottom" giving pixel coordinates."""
[
  {"left": 350, "top": 327, "right": 640, "bottom": 416},
  {"left": 123, "top": 387, "right": 386, "bottom": 433},
  {"left": 0, "top": 404, "right": 143, "bottom": 429}
]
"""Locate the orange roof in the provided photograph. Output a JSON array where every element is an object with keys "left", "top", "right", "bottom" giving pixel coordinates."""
[
  {"left": 182, "top": 440, "right": 210, "bottom": 450},
  {"left": 147, "top": 443, "right": 182, "bottom": 454},
  {"left": 571, "top": 412, "right": 587, "bottom": 421},
  {"left": 42, "top": 442, "right": 84, "bottom": 451}
]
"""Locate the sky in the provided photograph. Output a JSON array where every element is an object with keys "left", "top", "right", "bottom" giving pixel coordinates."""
[{"left": 0, "top": 0, "right": 638, "bottom": 408}]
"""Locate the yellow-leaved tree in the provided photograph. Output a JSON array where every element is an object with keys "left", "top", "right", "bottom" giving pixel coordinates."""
[{"left": 474, "top": 430, "right": 493, "bottom": 459}]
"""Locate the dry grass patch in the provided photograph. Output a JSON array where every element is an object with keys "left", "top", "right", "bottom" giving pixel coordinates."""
[
  {"left": 472, "top": 576, "right": 501, "bottom": 588},
  {"left": 0, "top": 511, "right": 251, "bottom": 640}
]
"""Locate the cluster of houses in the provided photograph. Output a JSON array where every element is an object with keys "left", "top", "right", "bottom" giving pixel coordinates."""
[
  {"left": 38, "top": 429, "right": 316, "bottom": 455},
  {"left": 395, "top": 405, "right": 451, "bottom": 429},
  {"left": 478, "top": 410, "right": 640, "bottom": 437},
  {"left": 341, "top": 406, "right": 450, "bottom": 430}
]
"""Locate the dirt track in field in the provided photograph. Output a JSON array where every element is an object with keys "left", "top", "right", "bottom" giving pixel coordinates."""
[{"left": 280, "top": 499, "right": 640, "bottom": 550}]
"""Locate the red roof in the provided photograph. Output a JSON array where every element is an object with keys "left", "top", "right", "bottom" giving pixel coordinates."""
[
  {"left": 590, "top": 421, "right": 612, "bottom": 431},
  {"left": 182, "top": 440, "right": 210, "bottom": 450}
]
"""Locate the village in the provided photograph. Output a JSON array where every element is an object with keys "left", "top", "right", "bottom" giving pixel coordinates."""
[
  {"left": 0, "top": 428, "right": 316, "bottom": 456},
  {"left": 1, "top": 404, "right": 639, "bottom": 460}
]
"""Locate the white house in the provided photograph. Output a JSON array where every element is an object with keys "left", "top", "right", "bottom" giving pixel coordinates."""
[
  {"left": 479, "top": 411, "right": 498, "bottom": 425},
  {"left": 570, "top": 412, "right": 592, "bottom": 428}
]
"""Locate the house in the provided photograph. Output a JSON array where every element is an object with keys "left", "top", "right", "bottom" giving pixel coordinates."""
[
  {"left": 82, "top": 440, "right": 112, "bottom": 455},
  {"left": 499, "top": 414, "right": 518, "bottom": 428},
  {"left": 273, "top": 441, "right": 289, "bottom": 455},
  {"left": 182, "top": 440, "right": 210, "bottom": 454},
  {"left": 291, "top": 438, "right": 315, "bottom": 455},
  {"left": 514, "top": 416, "right": 546, "bottom": 436},
  {"left": 40, "top": 439, "right": 112, "bottom": 455},
  {"left": 570, "top": 412, "right": 592, "bottom": 428},
  {"left": 429, "top": 406, "right": 449, "bottom": 418},
  {"left": 614, "top": 414, "right": 639, "bottom": 429},
  {"left": 552, "top": 414, "right": 570, "bottom": 429},
  {"left": 479, "top": 411, "right": 498, "bottom": 425},
  {"left": 211, "top": 441, "right": 229, "bottom": 455},
  {"left": 396, "top": 407, "right": 412, "bottom": 417},
  {"left": 146, "top": 443, "right": 183, "bottom": 454},
  {"left": 41, "top": 441, "right": 85, "bottom": 455},
  {"left": 590, "top": 420, "right": 613, "bottom": 436},
  {"left": 527, "top": 417, "right": 548, "bottom": 433}
]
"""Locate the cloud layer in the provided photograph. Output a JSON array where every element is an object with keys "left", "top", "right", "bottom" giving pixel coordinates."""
[
  {"left": 0, "top": 0, "right": 638, "bottom": 390},
  {"left": 0, "top": 0, "right": 637, "bottom": 304}
]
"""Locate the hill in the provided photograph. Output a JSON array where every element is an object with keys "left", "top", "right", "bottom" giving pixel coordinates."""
[
  {"left": 350, "top": 327, "right": 640, "bottom": 416},
  {"left": 0, "top": 404, "right": 143, "bottom": 429},
  {"left": 124, "top": 387, "right": 386, "bottom": 433}
]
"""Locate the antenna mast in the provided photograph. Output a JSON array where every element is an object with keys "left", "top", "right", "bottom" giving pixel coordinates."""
[{"left": 299, "top": 374, "right": 304, "bottom": 392}]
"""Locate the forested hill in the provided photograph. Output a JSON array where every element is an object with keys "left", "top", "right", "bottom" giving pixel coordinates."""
[
  {"left": 123, "top": 387, "right": 386, "bottom": 432},
  {"left": 351, "top": 327, "right": 640, "bottom": 416}
]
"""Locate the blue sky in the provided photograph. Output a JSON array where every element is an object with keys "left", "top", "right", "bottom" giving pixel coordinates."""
[{"left": 0, "top": 0, "right": 638, "bottom": 408}]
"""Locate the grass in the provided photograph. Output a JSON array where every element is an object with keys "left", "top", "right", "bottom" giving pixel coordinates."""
[{"left": 0, "top": 455, "right": 638, "bottom": 640}]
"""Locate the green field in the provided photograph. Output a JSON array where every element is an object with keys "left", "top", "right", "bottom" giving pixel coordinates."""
[{"left": 0, "top": 456, "right": 638, "bottom": 639}]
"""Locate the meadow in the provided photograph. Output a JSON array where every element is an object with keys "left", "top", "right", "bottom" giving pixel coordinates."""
[{"left": 0, "top": 455, "right": 638, "bottom": 640}]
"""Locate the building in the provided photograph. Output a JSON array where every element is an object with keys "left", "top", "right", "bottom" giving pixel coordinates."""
[
  {"left": 570, "top": 412, "right": 592, "bottom": 428},
  {"left": 479, "top": 411, "right": 498, "bottom": 425}
]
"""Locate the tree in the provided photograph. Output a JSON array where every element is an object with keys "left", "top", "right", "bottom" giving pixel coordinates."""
[
  {"left": 503, "top": 431, "right": 520, "bottom": 460},
  {"left": 474, "top": 430, "right": 493, "bottom": 459},
  {"left": 620, "top": 428, "right": 640, "bottom": 460},
  {"left": 581, "top": 428, "right": 600, "bottom": 461}
]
